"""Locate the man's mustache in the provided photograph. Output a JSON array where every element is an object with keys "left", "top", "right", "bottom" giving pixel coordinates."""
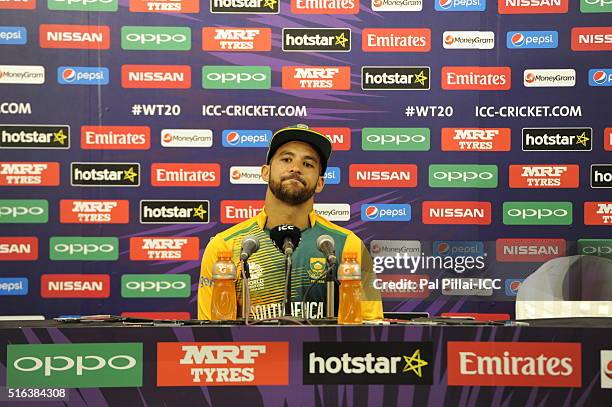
[{"left": 281, "top": 174, "right": 306, "bottom": 185}]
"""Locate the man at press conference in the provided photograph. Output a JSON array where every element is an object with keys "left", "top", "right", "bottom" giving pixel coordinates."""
[{"left": 197, "top": 125, "right": 383, "bottom": 320}]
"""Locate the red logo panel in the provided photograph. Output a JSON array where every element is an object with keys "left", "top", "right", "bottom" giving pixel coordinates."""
[
  {"left": 496, "top": 238, "right": 566, "bottom": 262},
  {"left": 41, "top": 274, "right": 110, "bottom": 298},
  {"left": 0, "top": 162, "right": 60, "bottom": 186},
  {"left": 349, "top": 164, "right": 417, "bottom": 187},
  {"left": 441, "top": 67, "right": 511, "bottom": 90},
  {"left": 584, "top": 202, "right": 612, "bottom": 225},
  {"left": 0, "top": 237, "right": 38, "bottom": 260},
  {"left": 40, "top": 24, "right": 110, "bottom": 49},
  {"left": 422, "top": 201, "right": 491, "bottom": 225},
  {"left": 129, "top": 237, "right": 200, "bottom": 261}
]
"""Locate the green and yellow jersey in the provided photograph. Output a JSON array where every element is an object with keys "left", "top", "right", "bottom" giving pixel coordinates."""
[{"left": 197, "top": 209, "right": 383, "bottom": 320}]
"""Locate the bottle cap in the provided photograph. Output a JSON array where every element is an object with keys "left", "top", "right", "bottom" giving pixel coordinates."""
[
  {"left": 217, "top": 251, "right": 232, "bottom": 259},
  {"left": 342, "top": 252, "right": 358, "bottom": 260}
]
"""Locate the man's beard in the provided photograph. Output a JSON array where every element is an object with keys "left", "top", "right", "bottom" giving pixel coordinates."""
[{"left": 268, "top": 175, "right": 316, "bottom": 205}]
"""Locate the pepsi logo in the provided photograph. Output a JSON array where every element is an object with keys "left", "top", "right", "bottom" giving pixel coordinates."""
[
  {"left": 525, "top": 72, "right": 536, "bottom": 83},
  {"left": 511, "top": 33, "right": 525, "bottom": 46},
  {"left": 62, "top": 68, "right": 76, "bottom": 82},
  {"left": 225, "top": 131, "right": 240, "bottom": 145},
  {"left": 437, "top": 242, "right": 450, "bottom": 255},
  {"left": 593, "top": 70, "right": 607, "bottom": 85},
  {"left": 444, "top": 35, "right": 455, "bottom": 45},
  {"left": 439, "top": 0, "right": 453, "bottom": 9},
  {"left": 231, "top": 170, "right": 241, "bottom": 180},
  {"left": 509, "top": 281, "right": 521, "bottom": 293},
  {"left": 365, "top": 205, "right": 379, "bottom": 219},
  {"left": 162, "top": 133, "right": 173, "bottom": 143}
]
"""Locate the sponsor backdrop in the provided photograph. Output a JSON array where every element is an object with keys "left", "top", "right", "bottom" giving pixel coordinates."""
[{"left": 0, "top": 0, "right": 611, "bottom": 318}]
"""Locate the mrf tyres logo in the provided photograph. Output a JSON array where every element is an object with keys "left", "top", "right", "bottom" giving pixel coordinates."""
[
  {"left": 7, "top": 343, "right": 142, "bottom": 388},
  {"left": 283, "top": 28, "right": 350, "bottom": 52},
  {"left": 522, "top": 128, "right": 592, "bottom": 151},
  {"left": 140, "top": 200, "right": 209, "bottom": 223},
  {"left": 0, "top": 125, "right": 69, "bottom": 149},
  {"left": 210, "top": 0, "right": 279, "bottom": 13},
  {"left": 304, "top": 342, "right": 432, "bottom": 384},
  {"left": 157, "top": 342, "right": 289, "bottom": 386},
  {"left": 361, "top": 66, "right": 429, "bottom": 90},
  {"left": 129, "top": 236, "right": 200, "bottom": 260},
  {"left": 71, "top": 162, "right": 140, "bottom": 186}
]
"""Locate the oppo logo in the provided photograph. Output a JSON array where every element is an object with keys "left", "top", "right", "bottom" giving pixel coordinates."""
[
  {"left": 125, "top": 281, "right": 187, "bottom": 292},
  {"left": 432, "top": 171, "right": 494, "bottom": 182},
  {"left": 56, "top": 0, "right": 115, "bottom": 4},
  {"left": 581, "top": 245, "right": 612, "bottom": 255},
  {"left": 124, "top": 33, "right": 187, "bottom": 45},
  {"left": 0, "top": 206, "right": 44, "bottom": 218},
  {"left": 506, "top": 208, "right": 568, "bottom": 219},
  {"left": 13, "top": 355, "right": 136, "bottom": 376},
  {"left": 366, "top": 133, "right": 427, "bottom": 145},
  {"left": 205, "top": 72, "right": 267, "bottom": 83},
  {"left": 53, "top": 243, "right": 114, "bottom": 255},
  {"left": 584, "top": 0, "right": 612, "bottom": 5}
]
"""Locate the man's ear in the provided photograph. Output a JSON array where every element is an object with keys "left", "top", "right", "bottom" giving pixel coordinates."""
[
  {"left": 261, "top": 164, "right": 270, "bottom": 182},
  {"left": 315, "top": 175, "right": 324, "bottom": 193}
]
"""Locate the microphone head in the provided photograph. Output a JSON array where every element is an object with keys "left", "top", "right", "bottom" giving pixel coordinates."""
[
  {"left": 270, "top": 224, "right": 301, "bottom": 254},
  {"left": 240, "top": 235, "right": 260, "bottom": 260},
  {"left": 316, "top": 234, "right": 335, "bottom": 252}
]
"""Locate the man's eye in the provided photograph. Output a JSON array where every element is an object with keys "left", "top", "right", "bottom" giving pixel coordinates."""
[
  {"left": 304, "top": 162, "right": 314, "bottom": 168},
  {"left": 281, "top": 157, "right": 291, "bottom": 162}
]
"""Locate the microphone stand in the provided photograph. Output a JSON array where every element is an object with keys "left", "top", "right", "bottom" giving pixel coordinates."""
[
  {"left": 283, "top": 252, "right": 292, "bottom": 317},
  {"left": 325, "top": 259, "right": 337, "bottom": 318},
  {"left": 241, "top": 259, "right": 251, "bottom": 321}
]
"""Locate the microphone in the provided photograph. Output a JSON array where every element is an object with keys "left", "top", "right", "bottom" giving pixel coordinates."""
[
  {"left": 240, "top": 235, "right": 260, "bottom": 261},
  {"left": 316, "top": 234, "right": 337, "bottom": 265},
  {"left": 270, "top": 224, "right": 301, "bottom": 256}
]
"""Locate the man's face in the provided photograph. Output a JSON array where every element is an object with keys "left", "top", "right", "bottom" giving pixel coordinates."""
[{"left": 262, "top": 141, "right": 325, "bottom": 205}]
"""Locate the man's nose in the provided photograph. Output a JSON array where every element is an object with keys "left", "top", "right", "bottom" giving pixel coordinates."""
[{"left": 289, "top": 163, "right": 303, "bottom": 173}]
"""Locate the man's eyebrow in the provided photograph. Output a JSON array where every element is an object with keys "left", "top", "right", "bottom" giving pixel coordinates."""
[{"left": 302, "top": 155, "right": 319, "bottom": 163}]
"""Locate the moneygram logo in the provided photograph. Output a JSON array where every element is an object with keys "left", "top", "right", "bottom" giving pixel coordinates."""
[
  {"left": 121, "top": 274, "right": 191, "bottom": 298},
  {"left": 121, "top": 26, "right": 190, "bottom": 51},
  {"left": 229, "top": 166, "right": 266, "bottom": 184},
  {"left": 0, "top": 0, "right": 35, "bottom": 9},
  {"left": 361, "top": 204, "right": 411, "bottom": 222},
  {"left": 0, "top": 26, "right": 27, "bottom": 45},
  {"left": 362, "top": 128, "right": 430, "bottom": 151},
  {"left": 509, "top": 165, "right": 579, "bottom": 188},
  {"left": 222, "top": 130, "right": 271, "bottom": 147},
  {"left": 304, "top": 342, "right": 433, "bottom": 384},
  {"left": 522, "top": 128, "right": 592, "bottom": 151},
  {"left": 7, "top": 343, "right": 142, "bottom": 388},
  {"left": 371, "top": 240, "right": 421, "bottom": 257},
  {"left": 0, "top": 277, "right": 28, "bottom": 296},
  {"left": 499, "top": 0, "right": 568, "bottom": 14},
  {"left": 443, "top": 31, "right": 494, "bottom": 49},
  {"left": 211, "top": 0, "right": 279, "bottom": 13},
  {"left": 282, "top": 66, "right": 351, "bottom": 90},
  {"left": 442, "top": 66, "right": 511, "bottom": 90},
  {"left": 221, "top": 200, "right": 264, "bottom": 223},
  {"left": 433, "top": 241, "right": 484, "bottom": 257},
  {"left": 291, "top": 0, "right": 359, "bottom": 13},
  {"left": 572, "top": 27, "right": 612, "bottom": 51},
  {"left": 592, "top": 164, "right": 612, "bottom": 188},
  {"left": 435, "top": 0, "right": 486, "bottom": 11},
  {"left": 447, "top": 342, "right": 581, "bottom": 387},
  {"left": 157, "top": 342, "right": 289, "bottom": 386},
  {"left": 362, "top": 28, "right": 430, "bottom": 52},
  {"left": 441, "top": 128, "right": 511, "bottom": 152},
  {"left": 589, "top": 68, "right": 612, "bottom": 86},
  {"left": 313, "top": 203, "right": 350, "bottom": 221},
  {"left": 60, "top": 200, "right": 129, "bottom": 224},
  {"left": 140, "top": 200, "right": 209, "bottom": 224},
  {"left": 523, "top": 69, "right": 575, "bottom": 87},
  {"left": 162, "top": 129, "right": 213, "bottom": 147},
  {"left": 71, "top": 162, "right": 140, "bottom": 187},
  {"left": 48, "top": 0, "right": 118, "bottom": 11},
  {"left": 129, "top": 237, "right": 200, "bottom": 260},
  {"left": 0, "top": 237, "right": 38, "bottom": 260},
  {"left": 81, "top": 126, "right": 150, "bottom": 149},
  {"left": 283, "top": 28, "right": 350, "bottom": 52},
  {"left": 0, "top": 162, "right": 60, "bottom": 186},
  {"left": 349, "top": 164, "right": 417, "bottom": 187},
  {"left": 372, "top": 0, "right": 422, "bottom": 11},
  {"left": 584, "top": 202, "right": 612, "bottom": 225},
  {"left": 312, "top": 127, "right": 351, "bottom": 150},
  {"left": 581, "top": 0, "right": 612, "bottom": 13},
  {"left": 578, "top": 239, "right": 612, "bottom": 259},
  {"left": 496, "top": 239, "right": 566, "bottom": 262},
  {"left": 506, "top": 31, "right": 558, "bottom": 49},
  {"left": 129, "top": 0, "right": 199, "bottom": 13},
  {"left": 503, "top": 202, "right": 573, "bottom": 225},
  {"left": 324, "top": 167, "right": 341, "bottom": 185},
  {"left": 423, "top": 201, "right": 491, "bottom": 225},
  {"left": 0, "top": 199, "right": 48, "bottom": 223},
  {"left": 41, "top": 274, "right": 111, "bottom": 298},
  {"left": 601, "top": 350, "right": 612, "bottom": 389},
  {"left": 0, "top": 65, "right": 44, "bottom": 84},
  {"left": 50, "top": 236, "right": 118, "bottom": 261},
  {"left": 202, "top": 27, "right": 271, "bottom": 51},
  {"left": 57, "top": 66, "right": 109, "bottom": 85},
  {"left": 40, "top": 24, "right": 110, "bottom": 49},
  {"left": 121, "top": 65, "right": 191, "bottom": 88},
  {"left": 151, "top": 163, "right": 220, "bottom": 187},
  {"left": 361, "top": 66, "right": 430, "bottom": 90},
  {"left": 428, "top": 164, "right": 498, "bottom": 188},
  {"left": 0, "top": 125, "right": 69, "bottom": 149},
  {"left": 202, "top": 66, "right": 271, "bottom": 89}
]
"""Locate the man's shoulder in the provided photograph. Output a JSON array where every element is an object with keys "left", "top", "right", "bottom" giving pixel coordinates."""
[
  {"left": 212, "top": 216, "right": 261, "bottom": 244},
  {"left": 314, "top": 213, "right": 358, "bottom": 240}
]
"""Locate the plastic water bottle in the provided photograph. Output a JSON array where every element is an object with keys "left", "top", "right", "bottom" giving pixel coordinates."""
[
  {"left": 211, "top": 251, "right": 237, "bottom": 321},
  {"left": 337, "top": 252, "right": 363, "bottom": 325}
]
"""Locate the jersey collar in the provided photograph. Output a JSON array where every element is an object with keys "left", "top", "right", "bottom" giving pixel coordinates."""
[{"left": 256, "top": 207, "right": 318, "bottom": 231}]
